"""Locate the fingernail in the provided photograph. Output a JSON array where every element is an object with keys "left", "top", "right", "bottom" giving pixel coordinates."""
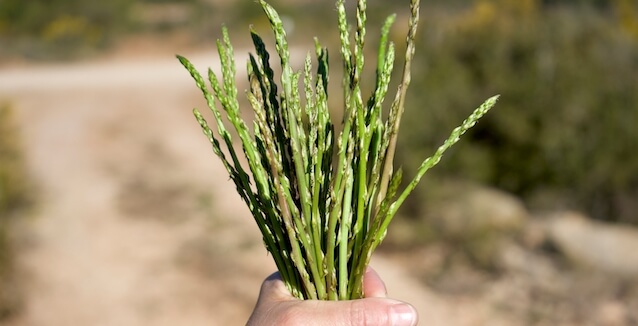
[{"left": 390, "top": 303, "right": 418, "bottom": 326}]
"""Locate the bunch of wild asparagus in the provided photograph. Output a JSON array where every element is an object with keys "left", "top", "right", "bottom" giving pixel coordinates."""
[{"left": 177, "top": 0, "right": 498, "bottom": 300}]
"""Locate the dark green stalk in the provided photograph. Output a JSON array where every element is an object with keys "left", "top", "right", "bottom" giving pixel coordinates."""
[{"left": 247, "top": 67, "right": 300, "bottom": 295}]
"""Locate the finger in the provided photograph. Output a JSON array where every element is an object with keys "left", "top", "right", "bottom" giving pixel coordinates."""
[
  {"left": 257, "top": 272, "right": 298, "bottom": 303},
  {"left": 247, "top": 272, "right": 299, "bottom": 326},
  {"left": 363, "top": 266, "right": 388, "bottom": 298}
]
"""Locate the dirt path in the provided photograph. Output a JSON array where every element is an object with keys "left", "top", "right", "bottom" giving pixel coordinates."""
[{"left": 0, "top": 50, "right": 502, "bottom": 326}]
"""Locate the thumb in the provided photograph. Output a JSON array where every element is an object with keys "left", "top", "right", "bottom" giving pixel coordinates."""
[
  {"left": 248, "top": 272, "right": 418, "bottom": 326},
  {"left": 289, "top": 297, "right": 419, "bottom": 326}
]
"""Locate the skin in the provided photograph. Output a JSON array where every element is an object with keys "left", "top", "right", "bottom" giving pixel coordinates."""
[{"left": 247, "top": 267, "right": 419, "bottom": 326}]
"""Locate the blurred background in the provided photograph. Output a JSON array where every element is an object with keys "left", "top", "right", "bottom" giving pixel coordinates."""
[{"left": 1, "top": 0, "right": 637, "bottom": 325}]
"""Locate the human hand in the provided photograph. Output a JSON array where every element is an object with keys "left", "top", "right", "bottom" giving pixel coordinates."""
[{"left": 246, "top": 267, "right": 418, "bottom": 326}]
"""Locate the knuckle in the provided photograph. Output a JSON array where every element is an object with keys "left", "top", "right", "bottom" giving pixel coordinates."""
[{"left": 349, "top": 301, "right": 369, "bottom": 326}]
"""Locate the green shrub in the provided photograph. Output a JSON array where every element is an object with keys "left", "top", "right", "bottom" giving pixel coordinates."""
[
  {"left": 0, "top": 0, "right": 132, "bottom": 59},
  {"left": 0, "top": 103, "right": 30, "bottom": 319},
  {"left": 399, "top": 3, "right": 638, "bottom": 224},
  {"left": 0, "top": 105, "right": 30, "bottom": 216}
]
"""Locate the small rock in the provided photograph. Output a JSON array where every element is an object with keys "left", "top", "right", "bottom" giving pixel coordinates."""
[
  {"left": 546, "top": 211, "right": 638, "bottom": 277},
  {"left": 497, "top": 241, "right": 557, "bottom": 282},
  {"left": 521, "top": 217, "right": 547, "bottom": 250},
  {"left": 384, "top": 183, "right": 529, "bottom": 252},
  {"left": 429, "top": 183, "right": 529, "bottom": 238},
  {"left": 421, "top": 183, "right": 531, "bottom": 269},
  {"left": 596, "top": 301, "right": 628, "bottom": 326}
]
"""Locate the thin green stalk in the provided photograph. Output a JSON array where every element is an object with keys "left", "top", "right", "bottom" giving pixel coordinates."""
[
  {"left": 350, "top": 0, "right": 369, "bottom": 267},
  {"left": 339, "top": 172, "right": 354, "bottom": 300},
  {"left": 387, "top": 95, "right": 500, "bottom": 221},
  {"left": 304, "top": 54, "right": 327, "bottom": 298},
  {"left": 377, "top": 0, "right": 421, "bottom": 208}
]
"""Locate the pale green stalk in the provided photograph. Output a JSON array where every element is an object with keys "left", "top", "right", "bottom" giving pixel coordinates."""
[{"left": 377, "top": 0, "right": 421, "bottom": 208}]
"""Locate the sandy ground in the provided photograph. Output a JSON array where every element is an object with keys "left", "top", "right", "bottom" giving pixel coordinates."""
[{"left": 0, "top": 46, "right": 509, "bottom": 325}]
